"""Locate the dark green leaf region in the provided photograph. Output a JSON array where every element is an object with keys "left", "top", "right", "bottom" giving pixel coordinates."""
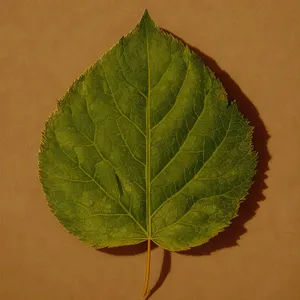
[{"left": 38, "top": 10, "right": 257, "bottom": 251}]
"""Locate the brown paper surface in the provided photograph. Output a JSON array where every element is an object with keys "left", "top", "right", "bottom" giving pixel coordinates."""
[{"left": 1, "top": 1, "right": 300, "bottom": 299}]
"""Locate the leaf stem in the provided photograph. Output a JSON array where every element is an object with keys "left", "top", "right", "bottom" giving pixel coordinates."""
[{"left": 142, "top": 238, "right": 151, "bottom": 297}]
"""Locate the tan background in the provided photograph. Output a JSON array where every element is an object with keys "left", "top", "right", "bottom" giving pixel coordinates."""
[{"left": 1, "top": 0, "right": 300, "bottom": 299}]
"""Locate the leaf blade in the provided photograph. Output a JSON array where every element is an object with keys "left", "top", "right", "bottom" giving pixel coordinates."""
[{"left": 38, "top": 10, "right": 257, "bottom": 251}]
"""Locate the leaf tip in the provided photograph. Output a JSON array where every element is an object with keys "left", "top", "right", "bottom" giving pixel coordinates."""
[
  {"left": 140, "top": 9, "right": 155, "bottom": 26},
  {"left": 142, "top": 9, "right": 150, "bottom": 19}
]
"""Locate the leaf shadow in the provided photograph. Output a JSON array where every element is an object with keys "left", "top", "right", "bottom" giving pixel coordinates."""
[
  {"left": 99, "top": 243, "right": 171, "bottom": 299},
  {"left": 145, "top": 250, "right": 171, "bottom": 300},
  {"left": 98, "top": 27, "right": 270, "bottom": 299},
  {"left": 161, "top": 28, "right": 271, "bottom": 256},
  {"left": 99, "top": 240, "right": 158, "bottom": 255}
]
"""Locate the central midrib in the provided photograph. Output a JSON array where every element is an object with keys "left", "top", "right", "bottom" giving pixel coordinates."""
[{"left": 145, "top": 23, "right": 151, "bottom": 239}]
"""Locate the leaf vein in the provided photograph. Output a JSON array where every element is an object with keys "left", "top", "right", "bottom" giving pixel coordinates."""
[
  {"left": 151, "top": 80, "right": 208, "bottom": 184},
  {"left": 150, "top": 59, "right": 190, "bottom": 132},
  {"left": 151, "top": 108, "right": 234, "bottom": 217},
  {"left": 115, "top": 120, "right": 146, "bottom": 166},
  {"left": 153, "top": 192, "right": 236, "bottom": 236},
  {"left": 49, "top": 126, "right": 147, "bottom": 236},
  {"left": 101, "top": 64, "right": 146, "bottom": 137}
]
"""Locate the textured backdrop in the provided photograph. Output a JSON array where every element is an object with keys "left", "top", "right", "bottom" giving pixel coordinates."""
[{"left": 1, "top": 1, "right": 300, "bottom": 299}]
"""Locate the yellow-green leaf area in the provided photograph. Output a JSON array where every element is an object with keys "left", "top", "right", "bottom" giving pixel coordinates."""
[{"left": 39, "top": 10, "right": 257, "bottom": 252}]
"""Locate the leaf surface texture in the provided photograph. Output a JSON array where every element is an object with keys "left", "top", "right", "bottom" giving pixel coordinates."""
[{"left": 39, "top": 11, "right": 257, "bottom": 251}]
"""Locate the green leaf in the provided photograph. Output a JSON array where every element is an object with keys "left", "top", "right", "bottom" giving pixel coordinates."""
[{"left": 38, "top": 9, "right": 257, "bottom": 294}]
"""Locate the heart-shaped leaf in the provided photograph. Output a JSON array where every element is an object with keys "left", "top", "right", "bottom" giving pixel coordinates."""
[{"left": 38, "top": 10, "right": 257, "bottom": 295}]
